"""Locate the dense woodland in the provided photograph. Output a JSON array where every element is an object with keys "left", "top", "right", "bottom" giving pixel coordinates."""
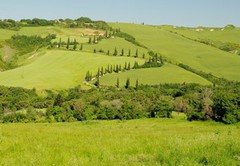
[{"left": 0, "top": 82, "right": 239, "bottom": 124}]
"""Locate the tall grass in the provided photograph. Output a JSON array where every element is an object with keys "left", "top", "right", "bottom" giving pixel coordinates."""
[{"left": 0, "top": 116, "right": 239, "bottom": 165}]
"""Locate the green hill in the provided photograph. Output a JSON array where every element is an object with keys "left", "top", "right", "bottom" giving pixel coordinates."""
[
  {"left": 110, "top": 23, "right": 240, "bottom": 81},
  {"left": 0, "top": 50, "right": 145, "bottom": 90},
  {"left": 100, "top": 63, "right": 211, "bottom": 87}
]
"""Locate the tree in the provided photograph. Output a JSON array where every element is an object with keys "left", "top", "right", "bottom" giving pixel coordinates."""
[
  {"left": 93, "top": 49, "right": 96, "bottom": 53},
  {"left": 66, "top": 37, "right": 70, "bottom": 49},
  {"left": 53, "top": 94, "right": 64, "bottom": 107},
  {"left": 160, "top": 55, "right": 164, "bottom": 64},
  {"left": 85, "top": 71, "right": 90, "bottom": 82},
  {"left": 124, "top": 62, "right": 127, "bottom": 70},
  {"left": 73, "top": 39, "right": 77, "bottom": 50},
  {"left": 128, "top": 62, "right": 131, "bottom": 70},
  {"left": 95, "top": 76, "right": 100, "bottom": 88},
  {"left": 128, "top": 49, "right": 131, "bottom": 57},
  {"left": 125, "top": 78, "right": 130, "bottom": 89},
  {"left": 80, "top": 43, "right": 83, "bottom": 50},
  {"left": 142, "top": 53, "right": 145, "bottom": 59},
  {"left": 101, "top": 67, "right": 104, "bottom": 76},
  {"left": 133, "top": 61, "right": 139, "bottom": 69},
  {"left": 107, "top": 50, "right": 110, "bottom": 55},
  {"left": 135, "top": 79, "right": 139, "bottom": 90},
  {"left": 58, "top": 37, "right": 62, "bottom": 48},
  {"left": 116, "top": 78, "right": 119, "bottom": 88},
  {"left": 121, "top": 49, "right": 124, "bottom": 56},
  {"left": 113, "top": 48, "right": 117, "bottom": 56},
  {"left": 135, "top": 49, "right": 138, "bottom": 58},
  {"left": 93, "top": 36, "right": 96, "bottom": 44},
  {"left": 88, "top": 37, "right": 92, "bottom": 44}
]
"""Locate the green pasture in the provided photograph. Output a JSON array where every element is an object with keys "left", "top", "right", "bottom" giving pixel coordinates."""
[
  {"left": 110, "top": 23, "right": 240, "bottom": 81},
  {"left": 100, "top": 63, "right": 211, "bottom": 87},
  {"left": 0, "top": 50, "right": 144, "bottom": 90},
  {"left": 0, "top": 117, "right": 239, "bottom": 165}
]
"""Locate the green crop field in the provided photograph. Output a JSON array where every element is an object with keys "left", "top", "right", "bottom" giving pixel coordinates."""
[
  {"left": 110, "top": 23, "right": 240, "bottom": 81},
  {"left": 0, "top": 50, "right": 145, "bottom": 90},
  {"left": 0, "top": 116, "right": 239, "bottom": 165},
  {"left": 100, "top": 63, "right": 211, "bottom": 87}
]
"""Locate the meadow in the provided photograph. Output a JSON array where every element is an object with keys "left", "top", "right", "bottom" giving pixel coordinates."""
[
  {"left": 0, "top": 114, "right": 239, "bottom": 165},
  {"left": 110, "top": 23, "right": 240, "bottom": 81},
  {"left": 0, "top": 50, "right": 145, "bottom": 89},
  {"left": 100, "top": 63, "right": 211, "bottom": 87}
]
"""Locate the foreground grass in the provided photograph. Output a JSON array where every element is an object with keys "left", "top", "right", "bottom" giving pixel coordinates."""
[{"left": 0, "top": 116, "right": 239, "bottom": 165}]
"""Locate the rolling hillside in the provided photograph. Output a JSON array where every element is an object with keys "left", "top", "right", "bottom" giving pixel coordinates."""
[
  {"left": 100, "top": 63, "right": 211, "bottom": 87},
  {"left": 110, "top": 23, "right": 240, "bottom": 81},
  {"left": 0, "top": 50, "right": 145, "bottom": 89}
]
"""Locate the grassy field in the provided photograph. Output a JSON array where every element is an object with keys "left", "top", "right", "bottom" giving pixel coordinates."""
[
  {"left": 0, "top": 115, "right": 239, "bottom": 165},
  {"left": 0, "top": 50, "right": 145, "bottom": 90},
  {"left": 165, "top": 26, "right": 240, "bottom": 44},
  {"left": 110, "top": 23, "right": 240, "bottom": 81},
  {"left": 84, "top": 37, "right": 149, "bottom": 58},
  {"left": 100, "top": 63, "right": 211, "bottom": 87}
]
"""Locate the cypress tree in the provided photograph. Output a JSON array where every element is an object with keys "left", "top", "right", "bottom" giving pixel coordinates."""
[
  {"left": 121, "top": 49, "right": 124, "bottom": 56},
  {"left": 88, "top": 37, "right": 92, "bottom": 44},
  {"left": 105, "top": 31, "right": 108, "bottom": 38},
  {"left": 107, "top": 64, "right": 110, "bottom": 73},
  {"left": 93, "top": 36, "right": 96, "bottom": 44},
  {"left": 119, "top": 64, "right": 122, "bottom": 71},
  {"left": 125, "top": 78, "right": 130, "bottom": 89},
  {"left": 135, "top": 79, "right": 139, "bottom": 90},
  {"left": 135, "top": 49, "right": 139, "bottom": 58},
  {"left": 110, "top": 65, "right": 113, "bottom": 73},
  {"left": 124, "top": 62, "right": 127, "bottom": 70},
  {"left": 128, "top": 62, "right": 131, "bottom": 70},
  {"left": 73, "top": 39, "right": 77, "bottom": 50},
  {"left": 133, "top": 61, "right": 139, "bottom": 69},
  {"left": 128, "top": 49, "right": 131, "bottom": 57},
  {"left": 101, "top": 67, "right": 104, "bottom": 76},
  {"left": 107, "top": 50, "right": 110, "bottom": 55},
  {"left": 113, "top": 48, "right": 117, "bottom": 56},
  {"left": 93, "top": 49, "right": 96, "bottom": 53},
  {"left": 80, "top": 43, "right": 83, "bottom": 50},
  {"left": 66, "top": 37, "right": 70, "bottom": 49},
  {"left": 116, "top": 78, "right": 119, "bottom": 88},
  {"left": 116, "top": 65, "right": 119, "bottom": 73},
  {"left": 85, "top": 71, "right": 90, "bottom": 82},
  {"left": 160, "top": 55, "right": 164, "bottom": 64},
  {"left": 95, "top": 76, "right": 100, "bottom": 88},
  {"left": 97, "top": 68, "right": 100, "bottom": 77},
  {"left": 58, "top": 37, "right": 62, "bottom": 48}
]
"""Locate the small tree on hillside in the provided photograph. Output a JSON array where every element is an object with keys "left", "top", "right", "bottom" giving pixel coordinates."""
[
  {"left": 66, "top": 37, "right": 70, "bottom": 49},
  {"left": 93, "top": 36, "right": 96, "bottom": 44},
  {"left": 135, "top": 79, "right": 139, "bottom": 90},
  {"left": 121, "top": 49, "right": 124, "bottom": 56},
  {"left": 128, "top": 62, "right": 131, "bottom": 70},
  {"left": 113, "top": 48, "right": 117, "bottom": 56},
  {"left": 58, "top": 37, "right": 62, "bottom": 48},
  {"left": 93, "top": 49, "right": 96, "bottom": 53},
  {"left": 125, "top": 78, "right": 130, "bottom": 89},
  {"left": 88, "top": 37, "right": 92, "bottom": 44},
  {"left": 73, "top": 39, "right": 77, "bottom": 50},
  {"left": 80, "top": 43, "right": 83, "bottom": 50},
  {"left": 116, "top": 78, "right": 119, "bottom": 88},
  {"left": 128, "top": 49, "right": 131, "bottom": 57},
  {"left": 142, "top": 53, "right": 145, "bottom": 59},
  {"left": 135, "top": 49, "right": 138, "bottom": 58}
]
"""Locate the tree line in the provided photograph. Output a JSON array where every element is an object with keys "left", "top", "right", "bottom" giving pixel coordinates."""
[{"left": 0, "top": 83, "right": 239, "bottom": 124}]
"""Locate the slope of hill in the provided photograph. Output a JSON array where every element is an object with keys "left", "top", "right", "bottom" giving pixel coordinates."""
[
  {"left": 100, "top": 63, "right": 211, "bottom": 87},
  {"left": 0, "top": 50, "right": 145, "bottom": 90},
  {"left": 110, "top": 23, "right": 240, "bottom": 81},
  {"left": 84, "top": 37, "right": 149, "bottom": 57}
]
